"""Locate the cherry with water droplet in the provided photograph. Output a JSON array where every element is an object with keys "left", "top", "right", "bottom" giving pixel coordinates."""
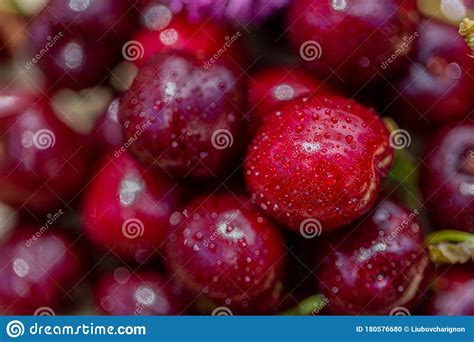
[
  {"left": 245, "top": 94, "right": 393, "bottom": 232},
  {"left": 317, "top": 198, "right": 431, "bottom": 314}
]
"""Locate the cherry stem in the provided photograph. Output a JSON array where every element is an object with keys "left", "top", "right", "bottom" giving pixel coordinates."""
[
  {"left": 426, "top": 230, "right": 474, "bottom": 245},
  {"left": 281, "top": 294, "right": 327, "bottom": 316},
  {"left": 426, "top": 230, "right": 474, "bottom": 264},
  {"left": 459, "top": 17, "right": 474, "bottom": 57}
]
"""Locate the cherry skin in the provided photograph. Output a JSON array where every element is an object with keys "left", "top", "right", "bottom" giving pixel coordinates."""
[
  {"left": 317, "top": 198, "right": 431, "bottom": 315},
  {"left": 93, "top": 97, "right": 125, "bottom": 149},
  {"left": 0, "top": 226, "right": 82, "bottom": 315},
  {"left": 164, "top": 194, "right": 286, "bottom": 306},
  {"left": 132, "top": 7, "right": 245, "bottom": 67},
  {"left": 387, "top": 20, "right": 474, "bottom": 126},
  {"left": 427, "top": 266, "right": 474, "bottom": 315},
  {"left": 286, "top": 0, "right": 418, "bottom": 86},
  {"left": 82, "top": 151, "right": 180, "bottom": 263},
  {"left": 119, "top": 52, "right": 245, "bottom": 179},
  {"left": 95, "top": 268, "right": 182, "bottom": 315},
  {"left": 28, "top": 0, "right": 136, "bottom": 89},
  {"left": 421, "top": 123, "right": 474, "bottom": 233},
  {"left": 0, "top": 93, "right": 91, "bottom": 213},
  {"left": 245, "top": 94, "right": 393, "bottom": 232},
  {"left": 248, "top": 66, "right": 338, "bottom": 131}
]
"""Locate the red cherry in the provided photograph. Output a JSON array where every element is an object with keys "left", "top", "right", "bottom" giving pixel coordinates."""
[
  {"left": 245, "top": 94, "right": 393, "bottom": 232},
  {"left": 317, "top": 198, "right": 431, "bottom": 315},
  {"left": 0, "top": 226, "right": 82, "bottom": 315},
  {"left": 387, "top": 20, "right": 474, "bottom": 125},
  {"left": 93, "top": 97, "right": 125, "bottom": 149},
  {"left": 95, "top": 268, "right": 182, "bottom": 315},
  {"left": 119, "top": 52, "right": 245, "bottom": 179},
  {"left": 427, "top": 266, "right": 474, "bottom": 315},
  {"left": 28, "top": 0, "right": 136, "bottom": 89},
  {"left": 132, "top": 7, "right": 245, "bottom": 67},
  {"left": 82, "top": 151, "right": 180, "bottom": 263},
  {"left": 248, "top": 66, "right": 338, "bottom": 131},
  {"left": 286, "top": 0, "right": 418, "bottom": 86},
  {"left": 164, "top": 194, "right": 286, "bottom": 305},
  {"left": 421, "top": 123, "right": 474, "bottom": 233},
  {"left": 0, "top": 93, "right": 91, "bottom": 212}
]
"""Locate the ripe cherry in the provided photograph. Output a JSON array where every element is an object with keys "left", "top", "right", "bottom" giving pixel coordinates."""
[
  {"left": 164, "top": 194, "right": 286, "bottom": 306},
  {"left": 427, "top": 266, "right": 474, "bottom": 315},
  {"left": 82, "top": 151, "right": 180, "bottom": 263},
  {"left": 95, "top": 268, "right": 182, "bottom": 315},
  {"left": 387, "top": 20, "right": 474, "bottom": 125},
  {"left": 245, "top": 94, "right": 393, "bottom": 232},
  {"left": 317, "top": 198, "right": 431, "bottom": 315},
  {"left": 28, "top": 0, "right": 136, "bottom": 89},
  {"left": 0, "top": 93, "right": 91, "bottom": 213},
  {"left": 0, "top": 226, "right": 82, "bottom": 315},
  {"left": 132, "top": 7, "right": 245, "bottom": 67},
  {"left": 248, "top": 66, "right": 337, "bottom": 131},
  {"left": 421, "top": 123, "right": 474, "bottom": 233},
  {"left": 119, "top": 52, "right": 245, "bottom": 179},
  {"left": 286, "top": 0, "right": 418, "bottom": 86}
]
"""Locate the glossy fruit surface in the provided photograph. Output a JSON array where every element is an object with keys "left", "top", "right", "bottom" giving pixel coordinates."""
[
  {"left": 0, "top": 93, "right": 90, "bottom": 212},
  {"left": 0, "top": 226, "right": 82, "bottom": 315},
  {"left": 132, "top": 9, "right": 244, "bottom": 67},
  {"left": 388, "top": 20, "right": 474, "bottom": 125},
  {"left": 286, "top": 0, "right": 418, "bottom": 86},
  {"left": 82, "top": 151, "right": 179, "bottom": 263},
  {"left": 248, "top": 66, "right": 337, "bottom": 130},
  {"left": 119, "top": 52, "right": 245, "bottom": 179},
  {"left": 96, "top": 268, "right": 181, "bottom": 315},
  {"left": 427, "top": 266, "right": 474, "bottom": 315},
  {"left": 421, "top": 123, "right": 474, "bottom": 233},
  {"left": 93, "top": 97, "right": 125, "bottom": 149},
  {"left": 245, "top": 95, "right": 393, "bottom": 231},
  {"left": 28, "top": 0, "right": 135, "bottom": 89},
  {"left": 317, "top": 198, "right": 431, "bottom": 315},
  {"left": 164, "top": 194, "right": 285, "bottom": 305}
]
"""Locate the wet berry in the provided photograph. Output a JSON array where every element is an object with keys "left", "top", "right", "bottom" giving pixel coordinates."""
[
  {"left": 317, "top": 198, "right": 431, "bottom": 314},
  {"left": 245, "top": 94, "right": 393, "bottom": 232}
]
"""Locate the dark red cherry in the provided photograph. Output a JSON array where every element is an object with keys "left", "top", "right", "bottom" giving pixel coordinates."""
[
  {"left": 82, "top": 151, "right": 180, "bottom": 263},
  {"left": 286, "top": 0, "right": 418, "bottom": 86},
  {"left": 28, "top": 0, "right": 136, "bottom": 89},
  {"left": 248, "top": 66, "right": 338, "bottom": 131},
  {"left": 317, "top": 198, "right": 431, "bottom": 315},
  {"left": 245, "top": 95, "right": 393, "bottom": 232},
  {"left": 164, "top": 194, "right": 286, "bottom": 305},
  {"left": 387, "top": 20, "right": 474, "bottom": 125},
  {"left": 95, "top": 268, "right": 182, "bottom": 315},
  {"left": 421, "top": 123, "right": 474, "bottom": 233},
  {"left": 0, "top": 93, "right": 91, "bottom": 212},
  {"left": 93, "top": 97, "right": 125, "bottom": 149},
  {"left": 132, "top": 8, "right": 245, "bottom": 67},
  {"left": 0, "top": 226, "right": 82, "bottom": 315},
  {"left": 427, "top": 265, "right": 474, "bottom": 315},
  {"left": 119, "top": 52, "right": 245, "bottom": 179}
]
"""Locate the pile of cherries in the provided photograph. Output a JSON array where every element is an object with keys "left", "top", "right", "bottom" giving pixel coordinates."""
[{"left": 0, "top": 0, "right": 473, "bottom": 316}]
